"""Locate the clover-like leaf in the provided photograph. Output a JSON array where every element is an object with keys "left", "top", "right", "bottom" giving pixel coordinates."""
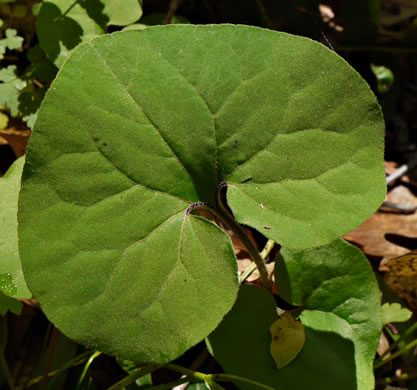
[
  {"left": 0, "top": 28, "right": 24, "bottom": 58},
  {"left": 0, "top": 65, "right": 27, "bottom": 116},
  {"left": 381, "top": 302, "right": 412, "bottom": 325},
  {"left": 0, "top": 157, "right": 31, "bottom": 299},
  {"left": 19, "top": 25, "right": 385, "bottom": 363}
]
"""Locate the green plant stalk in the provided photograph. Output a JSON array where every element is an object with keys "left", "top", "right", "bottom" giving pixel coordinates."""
[
  {"left": 213, "top": 373, "right": 275, "bottom": 390},
  {"left": 76, "top": 351, "right": 101, "bottom": 389},
  {"left": 374, "top": 337, "right": 417, "bottom": 369},
  {"left": 214, "top": 194, "right": 272, "bottom": 290},
  {"left": 164, "top": 363, "right": 210, "bottom": 381},
  {"left": 165, "top": 363, "right": 274, "bottom": 390},
  {"left": 107, "top": 363, "right": 163, "bottom": 390},
  {"left": 220, "top": 210, "right": 272, "bottom": 291},
  {"left": 146, "top": 377, "right": 191, "bottom": 390},
  {"left": 205, "top": 379, "right": 226, "bottom": 390},
  {"left": 375, "top": 322, "right": 417, "bottom": 364},
  {"left": 191, "top": 202, "right": 272, "bottom": 290},
  {"left": 239, "top": 239, "right": 275, "bottom": 283},
  {"left": 21, "top": 350, "right": 94, "bottom": 390},
  {"left": 217, "top": 206, "right": 272, "bottom": 290}
]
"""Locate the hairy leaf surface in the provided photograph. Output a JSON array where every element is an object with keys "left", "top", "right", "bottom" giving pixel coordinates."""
[
  {"left": 19, "top": 25, "right": 385, "bottom": 362},
  {"left": 0, "top": 157, "right": 30, "bottom": 299}
]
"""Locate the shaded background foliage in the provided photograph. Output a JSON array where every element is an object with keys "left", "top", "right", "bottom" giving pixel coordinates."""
[{"left": 1, "top": 0, "right": 417, "bottom": 389}]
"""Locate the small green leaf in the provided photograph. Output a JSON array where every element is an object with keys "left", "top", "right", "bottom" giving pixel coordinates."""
[
  {"left": 0, "top": 28, "right": 24, "bottom": 53},
  {"left": 269, "top": 312, "right": 305, "bottom": 369},
  {"left": 381, "top": 302, "right": 412, "bottom": 326},
  {"left": 102, "top": 0, "right": 143, "bottom": 26},
  {"left": 0, "top": 157, "right": 31, "bottom": 298},
  {"left": 371, "top": 64, "right": 394, "bottom": 94},
  {"left": 0, "top": 65, "right": 27, "bottom": 116}
]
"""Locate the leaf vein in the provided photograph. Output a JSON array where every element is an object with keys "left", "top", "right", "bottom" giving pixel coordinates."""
[{"left": 88, "top": 42, "right": 197, "bottom": 194}]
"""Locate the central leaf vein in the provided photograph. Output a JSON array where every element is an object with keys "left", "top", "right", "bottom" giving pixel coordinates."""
[
  {"left": 89, "top": 43, "right": 198, "bottom": 196},
  {"left": 157, "top": 53, "right": 219, "bottom": 185}
]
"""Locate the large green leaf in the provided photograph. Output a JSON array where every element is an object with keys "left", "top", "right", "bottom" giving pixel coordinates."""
[
  {"left": 19, "top": 25, "right": 384, "bottom": 363},
  {"left": 0, "top": 157, "right": 30, "bottom": 299},
  {"left": 208, "top": 240, "right": 381, "bottom": 389}
]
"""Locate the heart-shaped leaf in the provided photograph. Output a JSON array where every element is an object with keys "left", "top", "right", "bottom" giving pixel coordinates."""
[
  {"left": 19, "top": 25, "right": 385, "bottom": 363},
  {"left": 208, "top": 240, "right": 381, "bottom": 390},
  {"left": 0, "top": 157, "right": 30, "bottom": 299},
  {"left": 276, "top": 238, "right": 381, "bottom": 388},
  {"left": 37, "top": 0, "right": 105, "bottom": 67},
  {"left": 207, "top": 285, "right": 358, "bottom": 390}
]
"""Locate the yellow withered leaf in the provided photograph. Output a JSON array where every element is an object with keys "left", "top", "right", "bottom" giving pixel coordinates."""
[{"left": 269, "top": 312, "right": 306, "bottom": 369}]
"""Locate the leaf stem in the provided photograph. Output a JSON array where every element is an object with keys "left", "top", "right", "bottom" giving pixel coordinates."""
[
  {"left": 374, "top": 337, "right": 417, "bottom": 369},
  {"left": 217, "top": 208, "right": 272, "bottom": 289},
  {"left": 239, "top": 239, "right": 275, "bottom": 283},
  {"left": 164, "top": 364, "right": 273, "bottom": 390},
  {"left": 76, "top": 351, "right": 101, "bottom": 388},
  {"left": 215, "top": 191, "right": 272, "bottom": 290},
  {"left": 146, "top": 377, "right": 191, "bottom": 390},
  {"left": 107, "top": 363, "right": 163, "bottom": 390},
  {"left": 163, "top": 0, "right": 184, "bottom": 24},
  {"left": 190, "top": 201, "right": 272, "bottom": 290},
  {"left": 375, "top": 322, "right": 417, "bottom": 365},
  {"left": 164, "top": 363, "right": 209, "bottom": 381},
  {"left": 212, "top": 374, "right": 275, "bottom": 390}
]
